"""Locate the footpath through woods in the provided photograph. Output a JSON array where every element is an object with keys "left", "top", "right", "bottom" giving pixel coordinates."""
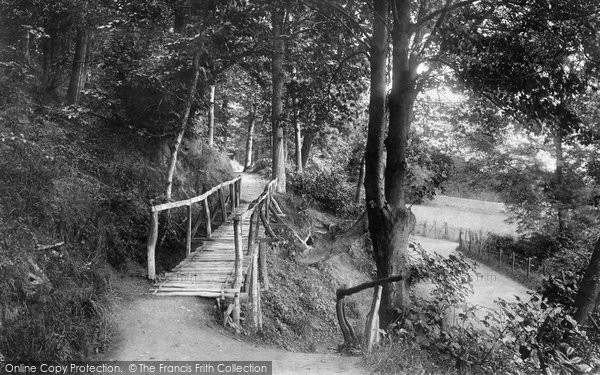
[{"left": 102, "top": 173, "right": 364, "bottom": 375}]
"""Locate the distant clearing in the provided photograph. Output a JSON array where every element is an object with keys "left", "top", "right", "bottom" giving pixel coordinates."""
[{"left": 412, "top": 195, "right": 516, "bottom": 236}]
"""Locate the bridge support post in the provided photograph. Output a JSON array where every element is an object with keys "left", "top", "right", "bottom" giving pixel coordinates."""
[
  {"left": 147, "top": 210, "right": 158, "bottom": 281},
  {"left": 233, "top": 218, "right": 243, "bottom": 290}
]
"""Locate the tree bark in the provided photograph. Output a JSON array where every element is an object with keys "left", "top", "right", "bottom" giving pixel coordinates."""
[
  {"left": 244, "top": 106, "right": 256, "bottom": 171},
  {"left": 554, "top": 126, "right": 566, "bottom": 234},
  {"left": 292, "top": 68, "right": 302, "bottom": 173},
  {"left": 41, "top": 33, "right": 63, "bottom": 97},
  {"left": 301, "top": 130, "right": 314, "bottom": 169},
  {"left": 165, "top": 50, "right": 201, "bottom": 200},
  {"left": 222, "top": 98, "right": 229, "bottom": 148},
  {"left": 574, "top": 237, "right": 600, "bottom": 325},
  {"left": 66, "top": 27, "right": 89, "bottom": 105},
  {"left": 355, "top": 154, "right": 366, "bottom": 203},
  {"left": 208, "top": 85, "right": 215, "bottom": 146},
  {"left": 271, "top": 5, "right": 286, "bottom": 192}
]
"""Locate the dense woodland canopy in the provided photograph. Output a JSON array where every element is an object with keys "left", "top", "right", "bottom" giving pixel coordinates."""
[{"left": 1, "top": 0, "right": 600, "bottom": 372}]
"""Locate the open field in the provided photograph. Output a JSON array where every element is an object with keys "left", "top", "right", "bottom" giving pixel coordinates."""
[{"left": 412, "top": 195, "right": 517, "bottom": 237}]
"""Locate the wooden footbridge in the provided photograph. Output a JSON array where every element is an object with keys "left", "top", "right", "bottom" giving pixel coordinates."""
[{"left": 145, "top": 173, "right": 281, "bottom": 328}]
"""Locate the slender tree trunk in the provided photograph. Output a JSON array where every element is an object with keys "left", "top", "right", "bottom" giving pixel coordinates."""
[
  {"left": 292, "top": 68, "right": 302, "bottom": 173},
  {"left": 244, "top": 106, "right": 256, "bottom": 171},
  {"left": 174, "top": 1, "right": 190, "bottom": 34},
  {"left": 165, "top": 50, "right": 201, "bottom": 200},
  {"left": 208, "top": 85, "right": 215, "bottom": 146},
  {"left": 271, "top": 6, "right": 286, "bottom": 192},
  {"left": 66, "top": 28, "right": 89, "bottom": 105},
  {"left": 355, "top": 154, "right": 366, "bottom": 203},
  {"left": 301, "top": 130, "right": 314, "bottom": 169},
  {"left": 554, "top": 126, "right": 566, "bottom": 235},
  {"left": 574, "top": 237, "right": 600, "bottom": 325},
  {"left": 41, "top": 33, "right": 62, "bottom": 97},
  {"left": 222, "top": 98, "right": 229, "bottom": 149}
]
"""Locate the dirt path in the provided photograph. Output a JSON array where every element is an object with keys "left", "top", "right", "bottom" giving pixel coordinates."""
[
  {"left": 100, "top": 172, "right": 366, "bottom": 375},
  {"left": 413, "top": 236, "right": 530, "bottom": 324}
]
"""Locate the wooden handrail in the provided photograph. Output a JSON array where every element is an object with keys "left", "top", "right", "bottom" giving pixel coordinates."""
[
  {"left": 147, "top": 175, "right": 242, "bottom": 280},
  {"left": 151, "top": 176, "right": 242, "bottom": 212}
]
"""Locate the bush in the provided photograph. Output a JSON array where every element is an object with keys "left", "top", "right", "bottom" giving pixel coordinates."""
[{"left": 287, "top": 168, "right": 361, "bottom": 218}]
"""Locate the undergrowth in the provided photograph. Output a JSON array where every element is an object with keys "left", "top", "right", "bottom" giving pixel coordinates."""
[{"left": 0, "top": 63, "right": 233, "bottom": 360}]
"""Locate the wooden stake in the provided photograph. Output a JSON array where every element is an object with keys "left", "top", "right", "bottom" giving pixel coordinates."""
[
  {"left": 204, "top": 199, "right": 212, "bottom": 239},
  {"left": 258, "top": 242, "right": 269, "bottom": 290},
  {"left": 218, "top": 188, "right": 228, "bottom": 223},
  {"left": 233, "top": 292, "right": 240, "bottom": 326},
  {"left": 512, "top": 252, "right": 515, "bottom": 271},
  {"left": 527, "top": 257, "right": 531, "bottom": 279},
  {"left": 365, "top": 285, "right": 382, "bottom": 352},
  {"left": 186, "top": 204, "right": 192, "bottom": 257},
  {"left": 147, "top": 210, "right": 159, "bottom": 280},
  {"left": 229, "top": 183, "right": 235, "bottom": 211},
  {"left": 233, "top": 218, "right": 243, "bottom": 289}
]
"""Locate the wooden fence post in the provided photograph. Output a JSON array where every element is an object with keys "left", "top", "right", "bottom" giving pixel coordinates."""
[
  {"left": 251, "top": 252, "right": 259, "bottom": 330},
  {"left": 459, "top": 229, "right": 463, "bottom": 249},
  {"left": 229, "top": 183, "right": 235, "bottom": 211},
  {"left": 233, "top": 218, "right": 243, "bottom": 289},
  {"left": 233, "top": 292, "right": 240, "bottom": 326},
  {"left": 444, "top": 222, "right": 448, "bottom": 240},
  {"left": 236, "top": 178, "right": 241, "bottom": 206},
  {"left": 511, "top": 252, "right": 515, "bottom": 271},
  {"left": 218, "top": 188, "right": 227, "bottom": 223},
  {"left": 499, "top": 248, "right": 502, "bottom": 265},
  {"left": 365, "top": 285, "right": 383, "bottom": 352},
  {"left": 423, "top": 221, "right": 427, "bottom": 237},
  {"left": 259, "top": 242, "right": 269, "bottom": 290},
  {"left": 186, "top": 204, "right": 193, "bottom": 257},
  {"left": 204, "top": 199, "right": 212, "bottom": 239},
  {"left": 527, "top": 257, "right": 531, "bottom": 279},
  {"left": 147, "top": 210, "right": 159, "bottom": 280}
]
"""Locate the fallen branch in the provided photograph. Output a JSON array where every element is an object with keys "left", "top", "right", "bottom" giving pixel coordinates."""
[{"left": 36, "top": 242, "right": 65, "bottom": 251}]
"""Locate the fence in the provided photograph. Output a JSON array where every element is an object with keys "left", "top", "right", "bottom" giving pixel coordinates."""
[
  {"left": 412, "top": 219, "right": 464, "bottom": 242},
  {"left": 458, "top": 229, "right": 549, "bottom": 281}
]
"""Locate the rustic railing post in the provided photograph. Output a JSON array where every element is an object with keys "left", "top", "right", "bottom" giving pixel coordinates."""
[
  {"left": 147, "top": 209, "right": 159, "bottom": 280},
  {"left": 235, "top": 178, "right": 241, "bottom": 207},
  {"left": 204, "top": 199, "right": 212, "bottom": 239},
  {"left": 365, "top": 285, "right": 383, "bottom": 352},
  {"left": 186, "top": 203, "right": 193, "bottom": 257},
  {"left": 499, "top": 248, "right": 502, "bottom": 265},
  {"left": 248, "top": 212, "right": 256, "bottom": 255},
  {"left": 512, "top": 252, "right": 515, "bottom": 271},
  {"left": 250, "top": 251, "right": 259, "bottom": 330},
  {"left": 527, "top": 257, "right": 531, "bottom": 279},
  {"left": 233, "top": 292, "right": 240, "bottom": 326},
  {"left": 229, "top": 183, "right": 235, "bottom": 211},
  {"left": 218, "top": 188, "right": 227, "bottom": 223},
  {"left": 233, "top": 217, "right": 243, "bottom": 289}
]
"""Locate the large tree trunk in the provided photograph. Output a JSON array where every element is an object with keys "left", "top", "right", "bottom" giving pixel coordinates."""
[
  {"left": 66, "top": 28, "right": 89, "bottom": 105},
  {"left": 573, "top": 237, "right": 600, "bottom": 325},
  {"left": 365, "top": 0, "right": 395, "bottom": 326},
  {"left": 208, "top": 85, "right": 215, "bottom": 146},
  {"left": 243, "top": 106, "right": 256, "bottom": 171},
  {"left": 381, "top": 0, "right": 418, "bottom": 314},
  {"left": 165, "top": 50, "right": 201, "bottom": 200},
  {"left": 271, "top": 6, "right": 286, "bottom": 192},
  {"left": 301, "top": 130, "right": 314, "bottom": 169}
]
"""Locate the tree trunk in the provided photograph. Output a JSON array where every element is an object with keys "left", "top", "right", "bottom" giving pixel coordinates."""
[
  {"left": 222, "top": 98, "right": 229, "bottom": 149},
  {"left": 292, "top": 68, "right": 302, "bottom": 173},
  {"left": 573, "top": 237, "right": 600, "bottom": 325},
  {"left": 66, "top": 28, "right": 89, "bottom": 105},
  {"left": 355, "top": 154, "right": 366, "bottom": 203},
  {"left": 174, "top": 1, "right": 190, "bottom": 34},
  {"left": 301, "top": 130, "right": 314, "bottom": 169},
  {"left": 41, "top": 33, "right": 63, "bottom": 97},
  {"left": 244, "top": 106, "right": 256, "bottom": 171},
  {"left": 554, "top": 126, "right": 566, "bottom": 235},
  {"left": 271, "top": 6, "right": 286, "bottom": 192},
  {"left": 208, "top": 85, "right": 215, "bottom": 146},
  {"left": 165, "top": 50, "right": 201, "bottom": 200}
]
